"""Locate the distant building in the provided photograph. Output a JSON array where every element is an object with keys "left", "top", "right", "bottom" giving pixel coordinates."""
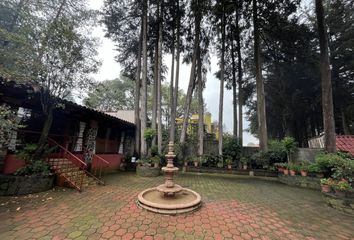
[
  {"left": 175, "top": 112, "right": 220, "bottom": 140},
  {"left": 106, "top": 110, "right": 135, "bottom": 124}
]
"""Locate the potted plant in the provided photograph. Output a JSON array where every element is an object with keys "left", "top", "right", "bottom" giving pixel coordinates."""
[
  {"left": 283, "top": 163, "right": 289, "bottom": 175},
  {"left": 240, "top": 157, "right": 248, "bottom": 170},
  {"left": 225, "top": 158, "right": 233, "bottom": 169},
  {"left": 308, "top": 163, "right": 324, "bottom": 178},
  {"left": 151, "top": 156, "right": 160, "bottom": 168},
  {"left": 300, "top": 162, "right": 310, "bottom": 177},
  {"left": 333, "top": 180, "right": 352, "bottom": 197},
  {"left": 288, "top": 163, "right": 299, "bottom": 176},
  {"left": 320, "top": 178, "right": 334, "bottom": 193},
  {"left": 274, "top": 163, "right": 286, "bottom": 173}
]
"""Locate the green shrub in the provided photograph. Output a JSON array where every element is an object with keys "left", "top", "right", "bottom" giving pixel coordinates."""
[
  {"left": 144, "top": 128, "right": 156, "bottom": 151},
  {"left": 268, "top": 140, "right": 287, "bottom": 163},
  {"left": 150, "top": 145, "right": 158, "bottom": 157},
  {"left": 222, "top": 136, "right": 241, "bottom": 162},
  {"left": 332, "top": 159, "right": 354, "bottom": 183},
  {"left": 14, "top": 160, "right": 51, "bottom": 177},
  {"left": 150, "top": 156, "right": 160, "bottom": 164},
  {"left": 288, "top": 163, "right": 301, "bottom": 171},
  {"left": 320, "top": 178, "right": 334, "bottom": 186},
  {"left": 333, "top": 180, "right": 352, "bottom": 191},
  {"left": 225, "top": 158, "right": 233, "bottom": 165},
  {"left": 299, "top": 161, "right": 311, "bottom": 171},
  {"left": 250, "top": 151, "right": 270, "bottom": 168},
  {"left": 308, "top": 163, "right": 322, "bottom": 173},
  {"left": 315, "top": 153, "right": 338, "bottom": 171},
  {"left": 16, "top": 144, "right": 38, "bottom": 165},
  {"left": 202, "top": 154, "right": 222, "bottom": 167}
]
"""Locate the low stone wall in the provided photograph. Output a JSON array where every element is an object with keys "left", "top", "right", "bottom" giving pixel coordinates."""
[
  {"left": 186, "top": 167, "right": 278, "bottom": 177},
  {"left": 0, "top": 174, "right": 54, "bottom": 196},
  {"left": 136, "top": 165, "right": 160, "bottom": 177},
  {"left": 291, "top": 148, "right": 322, "bottom": 163},
  {"left": 323, "top": 192, "right": 354, "bottom": 216},
  {"left": 278, "top": 175, "right": 321, "bottom": 190}
]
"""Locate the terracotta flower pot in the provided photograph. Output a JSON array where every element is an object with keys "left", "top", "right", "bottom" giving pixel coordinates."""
[
  {"left": 227, "top": 165, "right": 232, "bottom": 169},
  {"left": 334, "top": 189, "right": 346, "bottom": 198},
  {"left": 283, "top": 169, "right": 289, "bottom": 175},
  {"left": 243, "top": 164, "right": 247, "bottom": 170},
  {"left": 289, "top": 170, "right": 296, "bottom": 176},
  {"left": 321, "top": 185, "right": 331, "bottom": 193},
  {"left": 278, "top": 167, "right": 284, "bottom": 173},
  {"left": 194, "top": 161, "right": 198, "bottom": 167},
  {"left": 300, "top": 170, "right": 308, "bottom": 177}
]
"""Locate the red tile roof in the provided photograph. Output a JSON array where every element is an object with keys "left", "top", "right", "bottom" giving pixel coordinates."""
[{"left": 336, "top": 135, "right": 354, "bottom": 156}]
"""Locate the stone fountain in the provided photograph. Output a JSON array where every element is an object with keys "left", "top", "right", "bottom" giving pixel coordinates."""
[{"left": 137, "top": 142, "right": 202, "bottom": 214}]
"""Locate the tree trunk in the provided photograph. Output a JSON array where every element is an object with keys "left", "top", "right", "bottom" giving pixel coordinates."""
[
  {"left": 140, "top": 0, "right": 148, "bottom": 157},
  {"left": 341, "top": 107, "right": 350, "bottom": 135},
  {"left": 180, "top": 11, "right": 200, "bottom": 144},
  {"left": 218, "top": 2, "right": 225, "bottom": 156},
  {"left": 315, "top": 0, "right": 336, "bottom": 153},
  {"left": 230, "top": 31, "right": 238, "bottom": 137},
  {"left": 134, "top": 19, "right": 143, "bottom": 155},
  {"left": 197, "top": 45, "right": 204, "bottom": 156},
  {"left": 236, "top": 3, "right": 243, "bottom": 146},
  {"left": 34, "top": 105, "right": 54, "bottom": 160},
  {"left": 157, "top": 0, "right": 163, "bottom": 154},
  {"left": 170, "top": 0, "right": 180, "bottom": 144},
  {"left": 169, "top": 30, "right": 175, "bottom": 135},
  {"left": 253, "top": 0, "right": 268, "bottom": 151},
  {"left": 151, "top": 40, "right": 158, "bottom": 145}
]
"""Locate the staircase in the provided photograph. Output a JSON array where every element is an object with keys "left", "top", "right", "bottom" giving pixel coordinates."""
[
  {"left": 48, "top": 158, "right": 99, "bottom": 191},
  {"left": 47, "top": 138, "right": 107, "bottom": 192}
]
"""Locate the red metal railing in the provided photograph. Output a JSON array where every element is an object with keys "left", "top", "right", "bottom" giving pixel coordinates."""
[
  {"left": 16, "top": 130, "right": 109, "bottom": 190},
  {"left": 48, "top": 138, "right": 87, "bottom": 168},
  {"left": 47, "top": 138, "right": 86, "bottom": 191},
  {"left": 91, "top": 154, "right": 110, "bottom": 185}
]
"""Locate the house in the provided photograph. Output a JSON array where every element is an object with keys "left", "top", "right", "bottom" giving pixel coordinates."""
[
  {"left": 175, "top": 112, "right": 220, "bottom": 139},
  {"left": 0, "top": 80, "right": 135, "bottom": 191},
  {"left": 308, "top": 134, "right": 354, "bottom": 156}
]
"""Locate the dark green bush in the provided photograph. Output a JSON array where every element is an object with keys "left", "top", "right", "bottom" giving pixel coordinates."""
[
  {"left": 222, "top": 136, "right": 241, "bottom": 162},
  {"left": 268, "top": 140, "right": 287, "bottom": 163},
  {"left": 15, "top": 160, "right": 51, "bottom": 177}
]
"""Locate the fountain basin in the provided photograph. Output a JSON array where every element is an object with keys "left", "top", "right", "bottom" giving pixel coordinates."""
[{"left": 137, "top": 187, "right": 202, "bottom": 214}]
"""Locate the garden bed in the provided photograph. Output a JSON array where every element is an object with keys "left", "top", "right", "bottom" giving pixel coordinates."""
[
  {"left": 136, "top": 165, "right": 160, "bottom": 177},
  {"left": 0, "top": 174, "right": 55, "bottom": 196},
  {"left": 322, "top": 192, "right": 354, "bottom": 216},
  {"left": 186, "top": 166, "right": 278, "bottom": 177},
  {"left": 278, "top": 175, "right": 321, "bottom": 190}
]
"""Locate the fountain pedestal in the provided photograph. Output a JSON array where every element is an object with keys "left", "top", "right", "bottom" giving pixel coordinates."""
[{"left": 137, "top": 142, "right": 202, "bottom": 214}]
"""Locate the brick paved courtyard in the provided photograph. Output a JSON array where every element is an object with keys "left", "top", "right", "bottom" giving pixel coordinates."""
[{"left": 0, "top": 172, "right": 353, "bottom": 240}]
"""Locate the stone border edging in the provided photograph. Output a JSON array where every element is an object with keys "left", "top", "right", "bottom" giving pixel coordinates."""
[{"left": 0, "top": 174, "right": 54, "bottom": 196}]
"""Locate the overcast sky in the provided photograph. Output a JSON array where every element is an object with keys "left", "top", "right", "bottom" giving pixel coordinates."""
[{"left": 88, "top": 0, "right": 263, "bottom": 146}]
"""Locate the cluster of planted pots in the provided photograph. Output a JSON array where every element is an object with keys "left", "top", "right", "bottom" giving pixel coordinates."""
[
  {"left": 320, "top": 178, "right": 353, "bottom": 198},
  {"left": 276, "top": 163, "right": 324, "bottom": 178}
]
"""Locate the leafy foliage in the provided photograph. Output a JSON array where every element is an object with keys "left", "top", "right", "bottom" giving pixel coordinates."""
[
  {"left": 0, "top": 104, "right": 23, "bottom": 148},
  {"left": 222, "top": 135, "right": 241, "bottom": 162},
  {"left": 84, "top": 77, "right": 135, "bottom": 111},
  {"left": 14, "top": 143, "right": 54, "bottom": 176}
]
